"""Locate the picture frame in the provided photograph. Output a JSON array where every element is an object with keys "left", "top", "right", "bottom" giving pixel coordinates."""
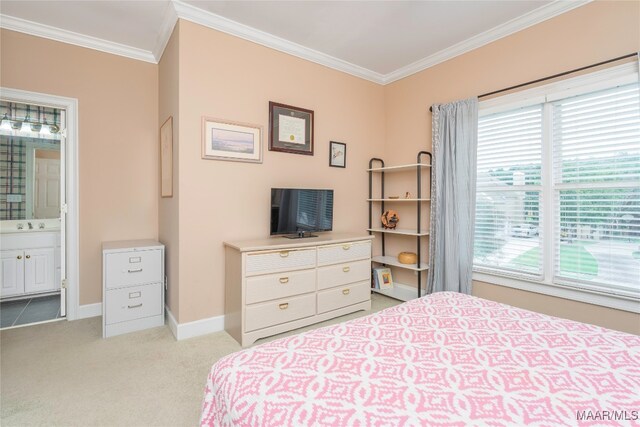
[
  {"left": 329, "top": 141, "right": 346, "bottom": 168},
  {"left": 202, "top": 117, "right": 263, "bottom": 163},
  {"left": 268, "top": 101, "right": 314, "bottom": 155},
  {"left": 160, "top": 116, "right": 173, "bottom": 198},
  {"left": 375, "top": 268, "right": 394, "bottom": 290}
]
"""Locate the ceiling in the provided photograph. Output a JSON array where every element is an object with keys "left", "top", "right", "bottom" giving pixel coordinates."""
[{"left": 0, "top": 0, "right": 589, "bottom": 84}]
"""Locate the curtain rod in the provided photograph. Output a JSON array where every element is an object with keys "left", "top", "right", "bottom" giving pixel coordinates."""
[{"left": 429, "top": 52, "right": 638, "bottom": 112}]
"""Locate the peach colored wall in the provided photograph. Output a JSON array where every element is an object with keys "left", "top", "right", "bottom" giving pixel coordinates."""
[
  {"left": 158, "top": 25, "right": 181, "bottom": 317},
  {"left": 383, "top": 1, "right": 640, "bottom": 331},
  {"left": 174, "top": 20, "right": 386, "bottom": 322},
  {"left": 35, "top": 149, "right": 61, "bottom": 160},
  {"left": 1, "top": 29, "right": 159, "bottom": 305}
]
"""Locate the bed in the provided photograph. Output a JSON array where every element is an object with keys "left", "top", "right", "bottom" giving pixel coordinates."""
[{"left": 201, "top": 292, "right": 640, "bottom": 426}]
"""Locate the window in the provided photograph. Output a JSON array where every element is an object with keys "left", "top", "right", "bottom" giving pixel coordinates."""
[{"left": 474, "top": 72, "right": 640, "bottom": 303}]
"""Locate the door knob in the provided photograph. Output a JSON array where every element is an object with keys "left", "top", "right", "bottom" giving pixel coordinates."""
[
  {"left": 25, "top": 255, "right": 31, "bottom": 259},
  {"left": 17, "top": 255, "right": 22, "bottom": 260}
]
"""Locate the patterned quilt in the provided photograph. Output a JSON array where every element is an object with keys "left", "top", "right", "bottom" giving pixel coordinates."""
[{"left": 201, "top": 292, "right": 640, "bottom": 426}]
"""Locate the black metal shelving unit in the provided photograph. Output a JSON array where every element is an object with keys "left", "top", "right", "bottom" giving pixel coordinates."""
[{"left": 368, "top": 151, "right": 432, "bottom": 301}]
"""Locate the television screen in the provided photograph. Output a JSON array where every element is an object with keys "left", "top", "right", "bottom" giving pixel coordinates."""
[{"left": 270, "top": 188, "right": 333, "bottom": 236}]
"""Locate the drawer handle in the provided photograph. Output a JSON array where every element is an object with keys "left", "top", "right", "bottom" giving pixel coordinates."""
[
  {"left": 342, "top": 245, "right": 351, "bottom": 250},
  {"left": 279, "top": 303, "right": 289, "bottom": 310},
  {"left": 279, "top": 277, "right": 289, "bottom": 284},
  {"left": 17, "top": 255, "right": 22, "bottom": 260},
  {"left": 128, "top": 268, "right": 143, "bottom": 273},
  {"left": 343, "top": 266, "right": 350, "bottom": 272},
  {"left": 129, "top": 291, "right": 141, "bottom": 299},
  {"left": 25, "top": 255, "right": 31, "bottom": 259},
  {"left": 342, "top": 289, "right": 350, "bottom": 295},
  {"left": 279, "top": 251, "right": 290, "bottom": 258},
  {"left": 128, "top": 303, "right": 143, "bottom": 309}
]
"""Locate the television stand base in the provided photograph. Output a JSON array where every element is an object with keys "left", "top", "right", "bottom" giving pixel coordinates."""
[{"left": 283, "top": 232, "right": 318, "bottom": 239}]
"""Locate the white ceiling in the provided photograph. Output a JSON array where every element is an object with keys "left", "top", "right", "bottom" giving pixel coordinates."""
[{"left": 0, "top": 0, "right": 589, "bottom": 84}]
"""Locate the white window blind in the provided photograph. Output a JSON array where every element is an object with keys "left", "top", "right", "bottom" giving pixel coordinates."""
[
  {"left": 475, "top": 105, "right": 543, "bottom": 278},
  {"left": 552, "top": 83, "right": 640, "bottom": 295}
]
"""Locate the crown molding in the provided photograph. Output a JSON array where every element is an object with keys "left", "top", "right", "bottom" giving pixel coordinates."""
[
  {"left": 171, "top": 0, "right": 385, "bottom": 84},
  {"left": 382, "top": 0, "right": 592, "bottom": 84},
  {"left": 0, "top": 14, "right": 157, "bottom": 64},
  {"left": 153, "top": 3, "right": 178, "bottom": 62}
]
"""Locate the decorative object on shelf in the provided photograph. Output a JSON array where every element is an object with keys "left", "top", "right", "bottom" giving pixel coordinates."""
[
  {"left": 405, "top": 192, "right": 412, "bottom": 199},
  {"left": 329, "top": 141, "right": 346, "bottom": 168},
  {"left": 202, "top": 117, "right": 263, "bottom": 163},
  {"left": 398, "top": 252, "right": 417, "bottom": 264},
  {"left": 381, "top": 210, "right": 399, "bottom": 229},
  {"left": 160, "top": 116, "right": 173, "bottom": 198},
  {"left": 373, "top": 267, "right": 394, "bottom": 290},
  {"left": 389, "top": 196, "right": 400, "bottom": 199},
  {"left": 269, "top": 101, "right": 314, "bottom": 155}
]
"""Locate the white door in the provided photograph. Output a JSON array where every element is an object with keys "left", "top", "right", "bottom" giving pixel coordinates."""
[
  {"left": 34, "top": 157, "right": 61, "bottom": 219},
  {"left": 0, "top": 250, "right": 25, "bottom": 297},
  {"left": 24, "top": 248, "right": 55, "bottom": 294}
]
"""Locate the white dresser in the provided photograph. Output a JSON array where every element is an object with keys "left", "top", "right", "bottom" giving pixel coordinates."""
[
  {"left": 224, "top": 233, "right": 373, "bottom": 347},
  {"left": 102, "top": 240, "right": 165, "bottom": 338}
]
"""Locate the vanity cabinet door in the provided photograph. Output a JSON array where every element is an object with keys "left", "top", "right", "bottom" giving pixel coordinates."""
[
  {"left": 24, "top": 248, "right": 55, "bottom": 294},
  {"left": 0, "top": 250, "right": 25, "bottom": 297}
]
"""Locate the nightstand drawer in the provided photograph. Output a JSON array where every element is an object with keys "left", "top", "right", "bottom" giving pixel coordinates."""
[
  {"left": 246, "top": 269, "right": 316, "bottom": 304},
  {"left": 245, "top": 248, "right": 315, "bottom": 276},
  {"left": 105, "top": 249, "right": 162, "bottom": 289},
  {"left": 317, "top": 241, "right": 371, "bottom": 266},
  {"left": 105, "top": 283, "right": 162, "bottom": 325},
  {"left": 245, "top": 293, "right": 315, "bottom": 332},
  {"left": 317, "top": 259, "right": 370, "bottom": 290},
  {"left": 317, "top": 280, "right": 370, "bottom": 314}
]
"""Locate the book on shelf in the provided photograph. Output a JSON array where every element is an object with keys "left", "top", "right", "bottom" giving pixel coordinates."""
[{"left": 372, "top": 267, "right": 394, "bottom": 290}]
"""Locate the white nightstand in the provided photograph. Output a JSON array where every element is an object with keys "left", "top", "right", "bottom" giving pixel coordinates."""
[{"left": 102, "top": 240, "right": 165, "bottom": 338}]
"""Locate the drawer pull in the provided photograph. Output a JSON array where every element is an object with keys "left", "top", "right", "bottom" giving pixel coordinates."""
[
  {"left": 279, "top": 303, "right": 289, "bottom": 310},
  {"left": 128, "top": 268, "right": 143, "bottom": 273},
  {"left": 342, "top": 245, "right": 351, "bottom": 250},
  {"left": 279, "top": 277, "right": 289, "bottom": 284},
  {"left": 343, "top": 266, "right": 350, "bottom": 272},
  {"left": 279, "top": 251, "right": 290, "bottom": 258},
  {"left": 129, "top": 256, "right": 142, "bottom": 263},
  {"left": 129, "top": 291, "right": 142, "bottom": 299},
  {"left": 128, "top": 303, "right": 143, "bottom": 309},
  {"left": 342, "top": 289, "right": 350, "bottom": 295}
]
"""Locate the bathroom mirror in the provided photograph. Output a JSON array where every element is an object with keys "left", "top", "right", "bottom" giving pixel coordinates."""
[{"left": 0, "top": 101, "right": 62, "bottom": 221}]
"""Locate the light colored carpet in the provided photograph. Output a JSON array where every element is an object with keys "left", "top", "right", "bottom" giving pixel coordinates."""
[{"left": 1, "top": 293, "right": 400, "bottom": 426}]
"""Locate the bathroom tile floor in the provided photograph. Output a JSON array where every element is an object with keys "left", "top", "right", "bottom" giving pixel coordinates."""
[{"left": 0, "top": 295, "right": 62, "bottom": 328}]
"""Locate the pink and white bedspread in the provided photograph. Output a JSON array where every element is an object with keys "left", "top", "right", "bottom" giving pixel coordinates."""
[{"left": 201, "top": 292, "right": 640, "bottom": 426}]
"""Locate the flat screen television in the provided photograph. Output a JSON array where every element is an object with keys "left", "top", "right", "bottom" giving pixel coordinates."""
[{"left": 270, "top": 188, "right": 333, "bottom": 238}]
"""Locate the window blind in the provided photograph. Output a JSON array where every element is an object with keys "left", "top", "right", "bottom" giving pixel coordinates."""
[
  {"left": 552, "top": 83, "right": 640, "bottom": 295},
  {"left": 475, "top": 105, "right": 543, "bottom": 278}
]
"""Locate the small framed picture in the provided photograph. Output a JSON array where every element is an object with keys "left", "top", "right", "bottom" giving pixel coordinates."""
[
  {"left": 329, "top": 141, "right": 346, "bottom": 168},
  {"left": 269, "top": 101, "right": 314, "bottom": 155},
  {"left": 373, "top": 267, "right": 394, "bottom": 290},
  {"left": 202, "top": 117, "right": 262, "bottom": 163}
]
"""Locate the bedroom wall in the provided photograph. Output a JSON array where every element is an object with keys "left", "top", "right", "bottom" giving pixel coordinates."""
[
  {"left": 158, "top": 24, "right": 181, "bottom": 317},
  {"left": 383, "top": 0, "right": 640, "bottom": 333},
  {"left": 0, "top": 29, "right": 159, "bottom": 306},
  {"left": 172, "top": 20, "right": 386, "bottom": 323}
]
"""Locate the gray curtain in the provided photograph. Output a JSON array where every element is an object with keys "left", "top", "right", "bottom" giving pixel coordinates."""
[{"left": 427, "top": 98, "right": 478, "bottom": 294}]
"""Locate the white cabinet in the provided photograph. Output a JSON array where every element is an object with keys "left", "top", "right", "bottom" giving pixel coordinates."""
[
  {"left": 224, "top": 233, "right": 373, "bottom": 347},
  {"left": 102, "top": 240, "right": 165, "bottom": 338},
  {"left": 0, "top": 232, "right": 60, "bottom": 299}
]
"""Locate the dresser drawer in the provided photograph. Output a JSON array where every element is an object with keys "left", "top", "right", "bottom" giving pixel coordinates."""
[
  {"left": 317, "top": 241, "right": 371, "bottom": 266},
  {"left": 317, "top": 280, "right": 370, "bottom": 314},
  {"left": 105, "top": 283, "right": 162, "bottom": 325},
  {"left": 245, "top": 248, "right": 315, "bottom": 276},
  {"left": 245, "top": 293, "right": 315, "bottom": 332},
  {"left": 105, "top": 249, "right": 162, "bottom": 289},
  {"left": 246, "top": 269, "right": 316, "bottom": 304},
  {"left": 317, "top": 259, "right": 370, "bottom": 291}
]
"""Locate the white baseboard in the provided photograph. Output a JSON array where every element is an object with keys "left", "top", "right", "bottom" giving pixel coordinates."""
[
  {"left": 76, "top": 302, "right": 102, "bottom": 319},
  {"left": 165, "top": 305, "right": 225, "bottom": 340}
]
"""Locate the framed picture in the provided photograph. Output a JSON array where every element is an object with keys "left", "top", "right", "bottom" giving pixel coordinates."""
[
  {"left": 160, "top": 116, "right": 173, "bottom": 198},
  {"left": 202, "top": 117, "right": 262, "bottom": 163},
  {"left": 269, "top": 101, "right": 314, "bottom": 155},
  {"left": 329, "top": 141, "right": 346, "bottom": 168},
  {"left": 375, "top": 268, "right": 394, "bottom": 290}
]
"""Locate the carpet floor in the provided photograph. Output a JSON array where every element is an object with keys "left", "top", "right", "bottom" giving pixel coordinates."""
[{"left": 0, "top": 293, "right": 400, "bottom": 426}]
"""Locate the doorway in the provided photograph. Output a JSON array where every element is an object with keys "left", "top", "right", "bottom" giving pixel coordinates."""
[{"left": 0, "top": 88, "right": 79, "bottom": 327}]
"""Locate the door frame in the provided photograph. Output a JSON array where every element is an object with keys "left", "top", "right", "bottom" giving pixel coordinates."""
[{"left": 1, "top": 87, "right": 80, "bottom": 320}]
